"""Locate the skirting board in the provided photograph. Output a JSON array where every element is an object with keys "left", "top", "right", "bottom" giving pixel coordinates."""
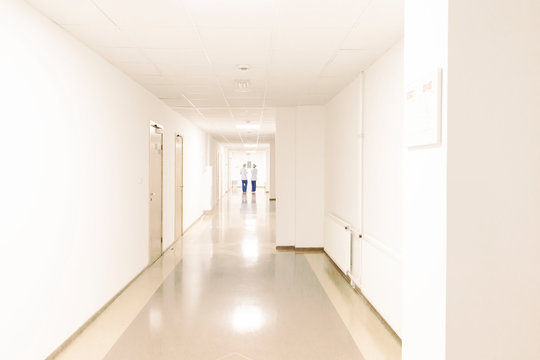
[
  {"left": 46, "top": 214, "right": 205, "bottom": 359},
  {"left": 276, "top": 246, "right": 324, "bottom": 253},
  {"left": 45, "top": 260, "right": 153, "bottom": 359}
]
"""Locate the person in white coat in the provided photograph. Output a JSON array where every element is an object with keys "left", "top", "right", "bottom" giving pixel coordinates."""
[
  {"left": 240, "top": 164, "right": 248, "bottom": 193},
  {"left": 250, "top": 164, "right": 258, "bottom": 193}
]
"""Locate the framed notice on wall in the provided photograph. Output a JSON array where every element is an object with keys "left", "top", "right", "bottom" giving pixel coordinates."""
[{"left": 405, "top": 69, "right": 442, "bottom": 148}]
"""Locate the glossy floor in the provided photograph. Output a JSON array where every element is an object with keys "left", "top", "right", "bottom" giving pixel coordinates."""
[{"left": 55, "top": 190, "right": 401, "bottom": 360}]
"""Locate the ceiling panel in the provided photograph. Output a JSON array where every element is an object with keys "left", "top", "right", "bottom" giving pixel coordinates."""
[
  {"left": 29, "top": 0, "right": 404, "bottom": 143},
  {"left": 125, "top": 26, "right": 202, "bottom": 49},
  {"left": 275, "top": 0, "right": 370, "bottom": 28},
  {"left": 155, "top": 63, "right": 213, "bottom": 76},
  {"left": 26, "top": 0, "right": 110, "bottom": 25},
  {"left": 213, "top": 63, "right": 267, "bottom": 79},
  {"left": 272, "top": 27, "right": 349, "bottom": 51},
  {"left": 98, "top": 47, "right": 147, "bottom": 63},
  {"left": 62, "top": 24, "right": 135, "bottom": 48},
  {"left": 189, "top": 98, "right": 228, "bottom": 107},
  {"left": 186, "top": 0, "right": 275, "bottom": 28},
  {"left": 199, "top": 27, "right": 272, "bottom": 65},
  {"left": 117, "top": 62, "right": 160, "bottom": 76},
  {"left": 142, "top": 48, "right": 208, "bottom": 65},
  {"left": 132, "top": 74, "right": 176, "bottom": 86},
  {"left": 92, "top": 0, "right": 192, "bottom": 26},
  {"left": 227, "top": 98, "right": 265, "bottom": 107}
]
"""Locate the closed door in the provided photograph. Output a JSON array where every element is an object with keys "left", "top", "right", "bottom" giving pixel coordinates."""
[
  {"left": 175, "top": 134, "right": 183, "bottom": 241},
  {"left": 149, "top": 123, "right": 163, "bottom": 264}
]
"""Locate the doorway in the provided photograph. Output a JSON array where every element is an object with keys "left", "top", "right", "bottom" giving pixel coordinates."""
[
  {"left": 217, "top": 151, "right": 223, "bottom": 200},
  {"left": 175, "top": 134, "right": 184, "bottom": 242},
  {"left": 149, "top": 123, "right": 163, "bottom": 264}
]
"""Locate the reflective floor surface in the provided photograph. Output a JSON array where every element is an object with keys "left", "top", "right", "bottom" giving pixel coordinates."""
[{"left": 55, "top": 189, "right": 401, "bottom": 360}]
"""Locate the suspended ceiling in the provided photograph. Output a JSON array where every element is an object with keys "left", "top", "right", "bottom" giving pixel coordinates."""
[{"left": 27, "top": 0, "right": 403, "bottom": 144}]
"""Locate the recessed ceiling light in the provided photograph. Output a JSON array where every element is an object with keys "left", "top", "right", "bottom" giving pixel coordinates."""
[
  {"left": 236, "top": 123, "right": 260, "bottom": 129},
  {"left": 244, "top": 144, "right": 257, "bottom": 148},
  {"left": 236, "top": 64, "right": 251, "bottom": 72}
]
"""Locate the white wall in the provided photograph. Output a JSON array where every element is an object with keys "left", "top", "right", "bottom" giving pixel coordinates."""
[
  {"left": 361, "top": 40, "right": 404, "bottom": 335},
  {"left": 295, "top": 107, "right": 325, "bottom": 248},
  {"left": 323, "top": 40, "right": 404, "bottom": 336},
  {"left": 0, "top": 1, "right": 212, "bottom": 358},
  {"left": 269, "top": 139, "right": 276, "bottom": 199},
  {"left": 402, "top": 0, "right": 448, "bottom": 358},
  {"left": 275, "top": 108, "right": 296, "bottom": 246},
  {"left": 446, "top": 1, "right": 540, "bottom": 359},
  {"left": 325, "top": 77, "right": 363, "bottom": 229},
  {"left": 275, "top": 106, "right": 325, "bottom": 248}
]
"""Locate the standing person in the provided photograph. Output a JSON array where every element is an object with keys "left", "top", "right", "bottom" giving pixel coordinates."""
[
  {"left": 240, "top": 164, "right": 248, "bottom": 193},
  {"left": 251, "top": 164, "right": 258, "bottom": 193}
]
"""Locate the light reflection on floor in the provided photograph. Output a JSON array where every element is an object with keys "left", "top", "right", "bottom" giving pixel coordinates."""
[{"left": 55, "top": 189, "right": 401, "bottom": 360}]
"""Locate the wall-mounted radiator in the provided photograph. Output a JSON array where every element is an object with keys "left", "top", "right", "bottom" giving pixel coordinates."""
[
  {"left": 324, "top": 213, "right": 362, "bottom": 286},
  {"left": 324, "top": 213, "right": 402, "bottom": 336}
]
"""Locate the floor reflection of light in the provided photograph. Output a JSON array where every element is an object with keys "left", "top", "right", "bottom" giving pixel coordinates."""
[
  {"left": 242, "top": 239, "right": 259, "bottom": 260},
  {"left": 243, "top": 217, "right": 257, "bottom": 231},
  {"left": 231, "top": 305, "right": 266, "bottom": 333},
  {"left": 149, "top": 307, "right": 162, "bottom": 333}
]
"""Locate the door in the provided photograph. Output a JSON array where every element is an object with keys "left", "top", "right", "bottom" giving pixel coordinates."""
[
  {"left": 175, "top": 134, "right": 183, "bottom": 241},
  {"left": 149, "top": 123, "right": 163, "bottom": 264},
  {"left": 217, "top": 151, "right": 222, "bottom": 200}
]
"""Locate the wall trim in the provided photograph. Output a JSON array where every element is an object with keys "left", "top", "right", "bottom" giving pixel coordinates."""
[
  {"left": 182, "top": 212, "right": 205, "bottom": 235},
  {"left": 276, "top": 246, "right": 323, "bottom": 253},
  {"left": 362, "top": 233, "right": 402, "bottom": 262},
  {"left": 46, "top": 211, "right": 207, "bottom": 359},
  {"left": 46, "top": 260, "right": 152, "bottom": 359}
]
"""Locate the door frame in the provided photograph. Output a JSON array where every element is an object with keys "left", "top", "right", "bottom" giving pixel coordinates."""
[
  {"left": 149, "top": 122, "right": 164, "bottom": 264},
  {"left": 175, "top": 133, "right": 184, "bottom": 240}
]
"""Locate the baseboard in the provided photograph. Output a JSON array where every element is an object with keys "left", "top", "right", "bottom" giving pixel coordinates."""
[
  {"left": 182, "top": 212, "right": 205, "bottom": 235},
  {"left": 46, "top": 214, "right": 203, "bottom": 359},
  {"left": 321, "top": 251, "right": 402, "bottom": 343},
  {"left": 275, "top": 245, "right": 295, "bottom": 251},
  {"left": 46, "top": 260, "right": 153, "bottom": 359},
  {"left": 276, "top": 246, "right": 323, "bottom": 253}
]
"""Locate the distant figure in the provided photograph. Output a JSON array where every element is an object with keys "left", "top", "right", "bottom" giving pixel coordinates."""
[
  {"left": 251, "top": 164, "right": 258, "bottom": 193},
  {"left": 240, "top": 164, "right": 248, "bottom": 193}
]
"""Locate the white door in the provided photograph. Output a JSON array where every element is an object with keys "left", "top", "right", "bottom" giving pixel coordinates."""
[
  {"left": 217, "top": 152, "right": 222, "bottom": 199},
  {"left": 175, "top": 134, "right": 183, "bottom": 242},
  {"left": 149, "top": 123, "right": 163, "bottom": 264}
]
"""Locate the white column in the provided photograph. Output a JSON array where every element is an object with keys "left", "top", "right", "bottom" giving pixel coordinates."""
[
  {"left": 402, "top": 0, "right": 448, "bottom": 359},
  {"left": 275, "top": 107, "right": 296, "bottom": 246},
  {"left": 445, "top": 1, "right": 540, "bottom": 359},
  {"left": 269, "top": 139, "right": 276, "bottom": 199}
]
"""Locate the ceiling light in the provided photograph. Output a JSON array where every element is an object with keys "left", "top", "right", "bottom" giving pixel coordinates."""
[
  {"left": 243, "top": 144, "right": 257, "bottom": 148},
  {"left": 236, "top": 124, "right": 260, "bottom": 129},
  {"left": 236, "top": 64, "right": 251, "bottom": 72}
]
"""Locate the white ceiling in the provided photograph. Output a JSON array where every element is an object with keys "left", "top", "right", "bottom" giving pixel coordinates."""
[{"left": 26, "top": 0, "right": 404, "bottom": 144}]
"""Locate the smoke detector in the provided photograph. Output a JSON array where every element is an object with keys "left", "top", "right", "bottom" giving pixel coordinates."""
[{"left": 235, "top": 79, "right": 251, "bottom": 93}]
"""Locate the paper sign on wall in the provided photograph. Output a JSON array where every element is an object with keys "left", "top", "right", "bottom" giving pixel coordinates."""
[{"left": 405, "top": 69, "right": 442, "bottom": 147}]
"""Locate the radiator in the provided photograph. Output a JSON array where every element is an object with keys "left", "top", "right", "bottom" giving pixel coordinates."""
[{"left": 324, "top": 213, "right": 353, "bottom": 275}]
